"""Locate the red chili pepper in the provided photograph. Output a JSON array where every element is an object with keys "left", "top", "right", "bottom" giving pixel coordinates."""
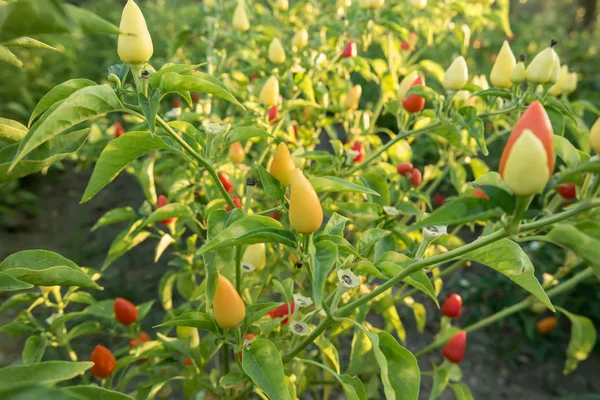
[
  {"left": 443, "top": 331, "right": 466, "bottom": 364},
  {"left": 172, "top": 97, "right": 181, "bottom": 108},
  {"left": 114, "top": 121, "right": 125, "bottom": 138},
  {"left": 191, "top": 92, "right": 200, "bottom": 103},
  {"left": 90, "top": 345, "right": 116, "bottom": 378},
  {"left": 184, "top": 357, "right": 193, "bottom": 366},
  {"left": 402, "top": 77, "right": 425, "bottom": 113},
  {"left": 410, "top": 168, "right": 422, "bottom": 186},
  {"left": 397, "top": 162, "right": 413, "bottom": 176},
  {"left": 249, "top": 73, "right": 257, "bottom": 82},
  {"left": 401, "top": 41, "right": 410, "bottom": 51},
  {"left": 157, "top": 195, "right": 177, "bottom": 225},
  {"left": 557, "top": 183, "right": 576, "bottom": 200},
  {"left": 114, "top": 297, "right": 138, "bottom": 325},
  {"left": 352, "top": 141, "right": 364, "bottom": 163},
  {"left": 268, "top": 105, "right": 278, "bottom": 123},
  {"left": 433, "top": 193, "right": 446, "bottom": 207},
  {"left": 341, "top": 40, "right": 357, "bottom": 58},
  {"left": 473, "top": 188, "right": 489, "bottom": 200},
  {"left": 441, "top": 294, "right": 462, "bottom": 318},
  {"left": 268, "top": 302, "right": 295, "bottom": 324},
  {"left": 269, "top": 211, "right": 280, "bottom": 220},
  {"left": 219, "top": 173, "right": 234, "bottom": 193},
  {"left": 226, "top": 195, "right": 243, "bottom": 211}
]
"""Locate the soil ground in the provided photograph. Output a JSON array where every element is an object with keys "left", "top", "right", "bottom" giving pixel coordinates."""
[{"left": 1, "top": 167, "right": 599, "bottom": 400}]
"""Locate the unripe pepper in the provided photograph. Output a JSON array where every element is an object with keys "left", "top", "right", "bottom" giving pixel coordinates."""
[
  {"left": 369, "top": 0, "right": 385, "bottom": 8},
  {"left": 443, "top": 331, "right": 466, "bottom": 363},
  {"left": 268, "top": 105, "right": 278, "bottom": 123},
  {"left": 563, "top": 72, "right": 578, "bottom": 94},
  {"left": 344, "top": 85, "right": 362, "bottom": 110},
  {"left": 114, "top": 122, "right": 125, "bottom": 138},
  {"left": 490, "top": 41, "right": 516, "bottom": 88},
  {"left": 114, "top": 297, "right": 138, "bottom": 325},
  {"left": 289, "top": 168, "right": 323, "bottom": 234},
  {"left": 511, "top": 55, "right": 526, "bottom": 84},
  {"left": 242, "top": 243, "right": 266, "bottom": 271},
  {"left": 398, "top": 72, "right": 419, "bottom": 101},
  {"left": 226, "top": 195, "right": 243, "bottom": 211},
  {"left": 536, "top": 316, "right": 557, "bottom": 334},
  {"left": 118, "top": 0, "right": 153, "bottom": 64},
  {"left": 589, "top": 117, "right": 600, "bottom": 154},
  {"left": 259, "top": 76, "right": 280, "bottom": 107},
  {"left": 499, "top": 101, "right": 554, "bottom": 196},
  {"left": 219, "top": 173, "right": 234, "bottom": 193},
  {"left": 90, "top": 345, "right": 116, "bottom": 378},
  {"left": 397, "top": 162, "right": 413, "bottom": 176},
  {"left": 228, "top": 142, "right": 245, "bottom": 164},
  {"left": 441, "top": 294, "right": 462, "bottom": 318},
  {"left": 351, "top": 141, "right": 364, "bottom": 163},
  {"left": 268, "top": 302, "right": 295, "bottom": 324},
  {"left": 275, "top": 0, "right": 289, "bottom": 10},
  {"left": 157, "top": 195, "right": 177, "bottom": 225},
  {"left": 409, "top": 0, "right": 427, "bottom": 9},
  {"left": 548, "top": 65, "right": 569, "bottom": 96},
  {"left": 548, "top": 47, "right": 561, "bottom": 84},
  {"left": 292, "top": 29, "right": 308, "bottom": 50},
  {"left": 341, "top": 40, "right": 357, "bottom": 58},
  {"left": 410, "top": 168, "right": 422, "bottom": 186},
  {"left": 443, "top": 56, "right": 468, "bottom": 91},
  {"left": 270, "top": 142, "right": 296, "bottom": 187},
  {"left": 232, "top": 1, "right": 250, "bottom": 31},
  {"left": 212, "top": 274, "right": 246, "bottom": 329},
  {"left": 526, "top": 40, "right": 559, "bottom": 84},
  {"left": 268, "top": 38, "right": 286, "bottom": 64},
  {"left": 402, "top": 76, "right": 426, "bottom": 113},
  {"left": 557, "top": 183, "right": 576, "bottom": 200}
]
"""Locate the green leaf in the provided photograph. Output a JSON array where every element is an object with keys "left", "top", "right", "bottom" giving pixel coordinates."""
[
  {"left": 0, "top": 385, "right": 82, "bottom": 399},
  {"left": 458, "top": 239, "right": 553, "bottom": 310},
  {"left": 139, "top": 90, "right": 161, "bottom": 133},
  {"left": 335, "top": 202, "right": 382, "bottom": 222},
  {"left": 0, "top": 273, "right": 33, "bottom": 292},
  {"left": 159, "top": 72, "right": 244, "bottom": 110},
  {"left": 65, "top": 4, "right": 120, "bottom": 35},
  {"left": 255, "top": 163, "right": 285, "bottom": 201},
  {"left": 429, "top": 123, "right": 462, "bottom": 147},
  {"left": 360, "top": 172, "right": 391, "bottom": 206},
  {"left": 450, "top": 383, "right": 474, "bottom": 400},
  {"left": 221, "top": 372, "right": 248, "bottom": 388},
  {"left": 155, "top": 234, "right": 175, "bottom": 262},
  {"left": 102, "top": 220, "right": 151, "bottom": 270},
  {"left": 0, "top": 250, "right": 102, "bottom": 290},
  {"left": 471, "top": 183, "right": 516, "bottom": 213},
  {"left": 81, "top": 131, "right": 170, "bottom": 203},
  {"left": 0, "top": 45, "right": 22, "bottom": 67},
  {"left": 242, "top": 339, "right": 291, "bottom": 400},
  {"left": 310, "top": 240, "right": 338, "bottom": 308},
  {"left": 457, "top": 106, "right": 487, "bottom": 155},
  {"left": 340, "top": 374, "right": 368, "bottom": 400},
  {"left": 0, "top": 361, "right": 93, "bottom": 392},
  {"left": 92, "top": 207, "right": 137, "bottom": 231},
  {"left": 428, "top": 364, "right": 449, "bottom": 400},
  {"left": 358, "top": 228, "right": 390, "bottom": 257},
  {"left": 154, "top": 311, "right": 218, "bottom": 333},
  {"left": 553, "top": 135, "right": 581, "bottom": 168},
  {"left": 555, "top": 158, "right": 600, "bottom": 183},
  {"left": 65, "top": 385, "right": 135, "bottom": 400},
  {"left": 159, "top": 271, "right": 177, "bottom": 312},
  {"left": 197, "top": 216, "right": 283, "bottom": 255},
  {"left": 22, "top": 335, "right": 47, "bottom": 365},
  {"left": 471, "top": 87, "right": 512, "bottom": 99},
  {"left": 545, "top": 96, "right": 577, "bottom": 124},
  {"left": 244, "top": 302, "right": 282, "bottom": 328},
  {"left": 0, "top": 117, "right": 27, "bottom": 142},
  {"left": 143, "top": 203, "right": 193, "bottom": 226},
  {"left": 0, "top": 0, "right": 72, "bottom": 43},
  {"left": 11, "top": 84, "right": 122, "bottom": 169},
  {"left": 310, "top": 176, "right": 380, "bottom": 196},
  {"left": 226, "top": 126, "right": 269, "bottom": 145},
  {"left": 322, "top": 212, "right": 350, "bottom": 237},
  {"left": 557, "top": 307, "right": 597, "bottom": 375},
  {"left": 409, "top": 197, "right": 501, "bottom": 231},
  {"left": 149, "top": 63, "right": 202, "bottom": 88},
  {"left": 0, "top": 128, "right": 89, "bottom": 184},
  {"left": 28, "top": 79, "right": 97, "bottom": 127},
  {"left": 545, "top": 224, "right": 600, "bottom": 283},
  {"left": 405, "top": 85, "right": 439, "bottom": 103}
]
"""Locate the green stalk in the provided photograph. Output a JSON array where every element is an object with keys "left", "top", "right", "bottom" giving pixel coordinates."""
[{"left": 235, "top": 246, "right": 242, "bottom": 293}]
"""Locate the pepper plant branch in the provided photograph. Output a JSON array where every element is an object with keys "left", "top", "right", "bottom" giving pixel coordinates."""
[
  {"left": 414, "top": 267, "right": 595, "bottom": 358},
  {"left": 282, "top": 200, "right": 600, "bottom": 363}
]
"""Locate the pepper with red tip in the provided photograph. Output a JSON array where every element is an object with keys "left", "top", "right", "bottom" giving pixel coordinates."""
[
  {"left": 443, "top": 331, "right": 466, "bottom": 363},
  {"left": 402, "top": 76, "right": 425, "bottom": 113},
  {"left": 352, "top": 141, "right": 364, "bottom": 163},
  {"left": 441, "top": 294, "right": 462, "bottom": 318},
  {"left": 268, "top": 105, "right": 278, "bottom": 123}
]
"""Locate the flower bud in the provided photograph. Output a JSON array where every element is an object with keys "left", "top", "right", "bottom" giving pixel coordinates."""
[
  {"left": 422, "top": 225, "right": 447, "bottom": 242},
  {"left": 118, "top": 0, "right": 153, "bottom": 64},
  {"left": 526, "top": 40, "right": 559, "bottom": 84},
  {"left": 228, "top": 142, "right": 245, "bottom": 164},
  {"left": 490, "top": 41, "right": 516, "bottom": 88},
  {"left": 511, "top": 55, "right": 526, "bottom": 84},
  {"left": 268, "top": 38, "right": 286, "bottom": 64},
  {"left": 292, "top": 29, "right": 309, "bottom": 50},
  {"left": 232, "top": 1, "right": 250, "bottom": 31},
  {"left": 443, "top": 56, "right": 468, "bottom": 91},
  {"left": 590, "top": 117, "right": 600, "bottom": 154},
  {"left": 242, "top": 243, "right": 266, "bottom": 271},
  {"left": 398, "top": 71, "right": 418, "bottom": 101},
  {"left": 213, "top": 274, "right": 246, "bottom": 328},
  {"left": 499, "top": 101, "right": 554, "bottom": 196},
  {"left": 344, "top": 84, "right": 362, "bottom": 110},
  {"left": 259, "top": 76, "right": 279, "bottom": 107},
  {"left": 270, "top": 142, "right": 296, "bottom": 186},
  {"left": 289, "top": 168, "right": 323, "bottom": 234}
]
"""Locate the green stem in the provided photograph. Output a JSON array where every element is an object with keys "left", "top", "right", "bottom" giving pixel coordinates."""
[
  {"left": 424, "top": 165, "right": 450, "bottom": 197},
  {"left": 235, "top": 246, "right": 242, "bottom": 293},
  {"left": 414, "top": 267, "right": 595, "bottom": 358},
  {"left": 282, "top": 316, "right": 333, "bottom": 363},
  {"left": 507, "top": 195, "right": 533, "bottom": 234}
]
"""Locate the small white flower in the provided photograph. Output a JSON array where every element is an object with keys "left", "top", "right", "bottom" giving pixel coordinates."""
[
  {"left": 166, "top": 107, "right": 182, "bottom": 119},
  {"left": 293, "top": 294, "right": 313, "bottom": 308},
  {"left": 337, "top": 269, "right": 359, "bottom": 288},
  {"left": 422, "top": 225, "right": 447, "bottom": 241},
  {"left": 383, "top": 206, "right": 400, "bottom": 217},
  {"left": 241, "top": 262, "right": 256, "bottom": 272},
  {"left": 289, "top": 321, "right": 311, "bottom": 336},
  {"left": 204, "top": 122, "right": 228, "bottom": 136}
]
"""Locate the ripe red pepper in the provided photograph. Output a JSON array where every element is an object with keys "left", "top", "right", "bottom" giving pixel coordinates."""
[
  {"left": 219, "top": 173, "right": 234, "bottom": 193},
  {"left": 433, "top": 193, "right": 446, "bottom": 207},
  {"left": 401, "top": 41, "right": 410, "bottom": 51},
  {"left": 226, "top": 195, "right": 243, "bottom": 211},
  {"left": 157, "top": 195, "right": 177, "bottom": 225},
  {"left": 402, "top": 77, "right": 425, "bottom": 113},
  {"left": 191, "top": 92, "right": 200, "bottom": 103},
  {"left": 536, "top": 316, "right": 557, "bottom": 334},
  {"left": 352, "top": 141, "right": 364, "bottom": 163},
  {"left": 114, "top": 297, "right": 138, "bottom": 325},
  {"left": 90, "top": 345, "right": 116, "bottom": 378},
  {"left": 270, "top": 211, "right": 280, "bottom": 220},
  {"left": 557, "top": 183, "right": 576, "bottom": 200},
  {"left": 410, "top": 168, "right": 422, "bottom": 186},
  {"left": 249, "top": 73, "right": 257, "bottom": 82},
  {"left": 397, "top": 162, "right": 413, "bottom": 176},
  {"left": 473, "top": 188, "right": 489, "bottom": 200},
  {"left": 184, "top": 357, "right": 193, "bottom": 366},
  {"left": 238, "top": 333, "right": 256, "bottom": 360},
  {"left": 443, "top": 331, "right": 466, "bottom": 364},
  {"left": 172, "top": 97, "right": 181, "bottom": 108},
  {"left": 341, "top": 40, "right": 357, "bottom": 58},
  {"left": 268, "top": 302, "right": 295, "bottom": 324},
  {"left": 441, "top": 294, "right": 462, "bottom": 318},
  {"left": 268, "top": 105, "right": 278, "bottom": 123},
  {"left": 114, "top": 121, "right": 125, "bottom": 138}
]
